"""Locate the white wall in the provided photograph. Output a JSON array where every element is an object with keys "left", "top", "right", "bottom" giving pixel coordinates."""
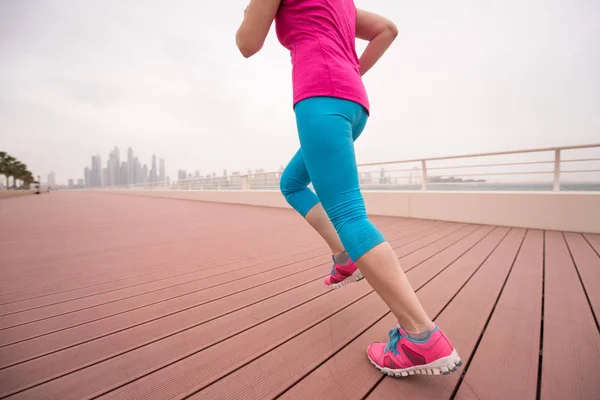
[{"left": 96, "top": 189, "right": 600, "bottom": 233}]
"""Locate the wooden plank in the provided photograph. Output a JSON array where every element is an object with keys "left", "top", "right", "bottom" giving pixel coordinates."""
[
  {"left": 583, "top": 233, "right": 600, "bottom": 255},
  {"left": 0, "top": 247, "right": 331, "bottom": 346},
  {"left": 279, "top": 226, "right": 509, "bottom": 399},
  {"left": 2, "top": 190, "right": 367, "bottom": 299},
  {"left": 366, "top": 228, "right": 525, "bottom": 399},
  {"left": 397, "top": 224, "right": 476, "bottom": 270},
  {"left": 0, "top": 256, "right": 329, "bottom": 368},
  {"left": 0, "top": 220, "right": 435, "bottom": 352},
  {"left": 0, "top": 222, "right": 448, "bottom": 397},
  {"left": 0, "top": 240, "right": 329, "bottom": 312},
  {"left": 454, "top": 229, "right": 543, "bottom": 399},
  {"left": 0, "top": 273, "right": 332, "bottom": 398},
  {"left": 0, "top": 243, "right": 333, "bottom": 330},
  {"left": 565, "top": 232, "right": 600, "bottom": 321},
  {"left": 5, "top": 279, "right": 374, "bottom": 399},
  {"left": 0, "top": 216, "right": 413, "bottom": 306},
  {"left": 0, "top": 231, "right": 318, "bottom": 303},
  {"left": 0, "top": 224, "right": 324, "bottom": 301},
  {"left": 2, "top": 222, "right": 459, "bottom": 399},
  {"left": 0, "top": 217, "right": 415, "bottom": 324},
  {"left": 0, "top": 216, "right": 414, "bottom": 304},
  {"left": 188, "top": 226, "right": 494, "bottom": 399},
  {"left": 540, "top": 231, "right": 600, "bottom": 399}
]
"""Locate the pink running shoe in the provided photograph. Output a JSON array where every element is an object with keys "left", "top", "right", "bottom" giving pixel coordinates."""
[
  {"left": 367, "top": 324, "right": 462, "bottom": 377},
  {"left": 324, "top": 256, "right": 363, "bottom": 289}
]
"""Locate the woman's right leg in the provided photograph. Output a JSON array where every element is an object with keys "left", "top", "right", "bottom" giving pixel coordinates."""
[{"left": 294, "top": 96, "right": 461, "bottom": 377}]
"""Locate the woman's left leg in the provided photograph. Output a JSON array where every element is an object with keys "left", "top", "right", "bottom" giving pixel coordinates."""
[{"left": 280, "top": 146, "right": 363, "bottom": 288}]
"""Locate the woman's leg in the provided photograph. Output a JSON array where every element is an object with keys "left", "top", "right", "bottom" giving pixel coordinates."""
[
  {"left": 280, "top": 142, "right": 363, "bottom": 287},
  {"left": 294, "top": 96, "right": 461, "bottom": 376},
  {"left": 279, "top": 149, "right": 344, "bottom": 254}
]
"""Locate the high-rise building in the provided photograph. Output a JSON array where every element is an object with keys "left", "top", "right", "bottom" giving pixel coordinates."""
[
  {"left": 68, "top": 179, "right": 74, "bottom": 188},
  {"left": 102, "top": 168, "right": 109, "bottom": 187},
  {"left": 127, "top": 147, "right": 134, "bottom": 185},
  {"left": 150, "top": 155, "right": 157, "bottom": 182},
  {"left": 47, "top": 171, "right": 56, "bottom": 187},
  {"left": 107, "top": 146, "right": 120, "bottom": 186},
  {"left": 142, "top": 164, "right": 149, "bottom": 185},
  {"left": 91, "top": 155, "right": 102, "bottom": 187},
  {"left": 159, "top": 158, "right": 165, "bottom": 183},
  {"left": 84, "top": 167, "right": 91, "bottom": 187},
  {"left": 77, "top": 178, "right": 83, "bottom": 186},
  {"left": 120, "top": 162, "right": 128, "bottom": 186}
]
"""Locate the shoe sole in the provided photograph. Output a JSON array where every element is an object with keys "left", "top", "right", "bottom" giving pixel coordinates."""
[
  {"left": 327, "top": 270, "right": 364, "bottom": 290},
  {"left": 367, "top": 349, "right": 463, "bottom": 377}
]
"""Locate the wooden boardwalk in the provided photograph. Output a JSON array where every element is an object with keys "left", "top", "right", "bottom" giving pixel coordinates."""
[{"left": 0, "top": 192, "right": 599, "bottom": 400}]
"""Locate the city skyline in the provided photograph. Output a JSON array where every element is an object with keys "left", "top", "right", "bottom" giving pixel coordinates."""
[{"left": 52, "top": 146, "right": 166, "bottom": 188}]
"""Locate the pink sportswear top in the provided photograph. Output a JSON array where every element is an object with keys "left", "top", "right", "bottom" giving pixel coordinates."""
[{"left": 275, "top": 0, "right": 370, "bottom": 113}]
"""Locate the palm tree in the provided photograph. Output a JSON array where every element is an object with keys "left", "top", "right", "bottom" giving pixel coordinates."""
[
  {"left": 9, "top": 161, "right": 25, "bottom": 189},
  {"left": 0, "top": 152, "right": 36, "bottom": 190},
  {"left": 22, "top": 171, "right": 35, "bottom": 190},
  {"left": 0, "top": 152, "right": 16, "bottom": 189}
]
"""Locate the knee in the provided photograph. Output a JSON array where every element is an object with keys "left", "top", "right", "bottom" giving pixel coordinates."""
[
  {"left": 322, "top": 190, "right": 367, "bottom": 229},
  {"left": 279, "top": 170, "right": 291, "bottom": 197},
  {"left": 279, "top": 167, "right": 298, "bottom": 198}
]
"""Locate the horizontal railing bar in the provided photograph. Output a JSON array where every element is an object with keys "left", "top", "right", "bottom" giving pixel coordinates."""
[
  {"left": 366, "top": 158, "right": 600, "bottom": 174},
  {"left": 357, "top": 143, "right": 600, "bottom": 167}
]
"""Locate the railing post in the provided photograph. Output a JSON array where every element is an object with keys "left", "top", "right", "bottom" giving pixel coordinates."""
[
  {"left": 553, "top": 149, "right": 561, "bottom": 192},
  {"left": 421, "top": 160, "right": 428, "bottom": 190},
  {"left": 242, "top": 175, "right": 250, "bottom": 191}
]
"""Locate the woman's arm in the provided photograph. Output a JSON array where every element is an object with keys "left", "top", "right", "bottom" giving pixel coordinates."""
[
  {"left": 236, "top": 0, "right": 281, "bottom": 58},
  {"left": 356, "top": 9, "right": 398, "bottom": 76}
]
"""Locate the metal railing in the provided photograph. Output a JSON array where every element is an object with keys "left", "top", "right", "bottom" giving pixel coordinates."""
[{"left": 96, "top": 143, "right": 600, "bottom": 192}]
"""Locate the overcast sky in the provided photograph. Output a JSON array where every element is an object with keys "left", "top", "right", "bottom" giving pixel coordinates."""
[{"left": 1, "top": 0, "right": 599, "bottom": 184}]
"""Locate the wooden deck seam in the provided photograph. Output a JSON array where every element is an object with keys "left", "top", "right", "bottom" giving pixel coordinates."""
[
  {"left": 536, "top": 231, "right": 546, "bottom": 400},
  {"left": 449, "top": 229, "right": 527, "bottom": 399},
  {"left": 0, "top": 262, "right": 331, "bottom": 368},
  {"left": 90, "top": 289, "right": 378, "bottom": 400},
  {"left": 0, "top": 238, "right": 328, "bottom": 303},
  {"left": 562, "top": 232, "right": 600, "bottom": 332},
  {"left": 0, "top": 252, "right": 332, "bottom": 331},
  {"left": 582, "top": 234, "right": 600, "bottom": 257},
  {"left": 406, "top": 226, "right": 497, "bottom": 292},
  {"left": 0, "top": 246, "right": 333, "bottom": 319},
  {"left": 0, "top": 220, "right": 437, "bottom": 333},
  {"left": 397, "top": 224, "right": 475, "bottom": 271},
  {"left": 0, "top": 221, "right": 332, "bottom": 290},
  {"left": 0, "top": 218, "right": 421, "bottom": 305},
  {"left": 423, "top": 227, "right": 512, "bottom": 329},
  {"left": 0, "top": 276, "right": 333, "bottom": 398}
]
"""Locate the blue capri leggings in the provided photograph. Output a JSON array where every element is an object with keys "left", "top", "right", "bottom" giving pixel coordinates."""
[{"left": 279, "top": 96, "right": 386, "bottom": 262}]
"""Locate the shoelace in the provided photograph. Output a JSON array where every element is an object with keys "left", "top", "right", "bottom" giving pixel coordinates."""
[{"left": 384, "top": 327, "right": 402, "bottom": 355}]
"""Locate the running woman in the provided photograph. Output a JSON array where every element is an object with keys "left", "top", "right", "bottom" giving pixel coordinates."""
[{"left": 236, "top": 0, "right": 462, "bottom": 378}]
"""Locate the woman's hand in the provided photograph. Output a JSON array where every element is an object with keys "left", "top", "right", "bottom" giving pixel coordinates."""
[{"left": 355, "top": 9, "right": 398, "bottom": 76}]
